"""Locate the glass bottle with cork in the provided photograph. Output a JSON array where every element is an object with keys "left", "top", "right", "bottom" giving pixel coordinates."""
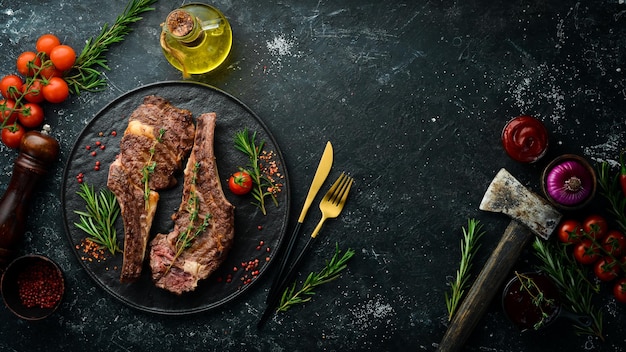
[{"left": 160, "top": 3, "right": 232, "bottom": 77}]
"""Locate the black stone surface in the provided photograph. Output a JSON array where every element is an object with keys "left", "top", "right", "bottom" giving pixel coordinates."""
[{"left": 0, "top": 1, "right": 625, "bottom": 351}]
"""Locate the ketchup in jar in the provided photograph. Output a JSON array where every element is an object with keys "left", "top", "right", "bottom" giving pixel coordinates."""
[{"left": 501, "top": 115, "right": 548, "bottom": 163}]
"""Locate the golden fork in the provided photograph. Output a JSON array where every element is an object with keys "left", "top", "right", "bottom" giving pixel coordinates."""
[
  {"left": 310, "top": 172, "right": 354, "bottom": 238},
  {"left": 258, "top": 172, "right": 354, "bottom": 328}
]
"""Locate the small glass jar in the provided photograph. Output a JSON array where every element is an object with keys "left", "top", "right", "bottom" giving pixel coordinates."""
[{"left": 160, "top": 3, "right": 232, "bottom": 76}]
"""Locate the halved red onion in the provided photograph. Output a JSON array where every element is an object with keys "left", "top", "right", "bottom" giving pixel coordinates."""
[{"left": 545, "top": 160, "right": 593, "bottom": 206}]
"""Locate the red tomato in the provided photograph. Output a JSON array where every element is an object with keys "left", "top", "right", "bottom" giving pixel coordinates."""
[
  {"left": 603, "top": 230, "right": 626, "bottom": 257},
  {"left": 49, "top": 45, "right": 76, "bottom": 71},
  {"left": 614, "top": 278, "right": 626, "bottom": 304},
  {"left": 1, "top": 124, "right": 25, "bottom": 149},
  {"left": 39, "top": 64, "right": 61, "bottom": 79},
  {"left": 42, "top": 77, "right": 69, "bottom": 103},
  {"left": 21, "top": 79, "right": 45, "bottom": 103},
  {"left": 0, "top": 74, "right": 24, "bottom": 100},
  {"left": 594, "top": 257, "right": 620, "bottom": 282},
  {"left": 0, "top": 99, "right": 18, "bottom": 125},
  {"left": 17, "top": 103, "right": 44, "bottom": 129},
  {"left": 557, "top": 219, "right": 583, "bottom": 244},
  {"left": 35, "top": 33, "right": 61, "bottom": 56},
  {"left": 573, "top": 239, "right": 600, "bottom": 265},
  {"left": 582, "top": 214, "right": 608, "bottom": 241},
  {"left": 228, "top": 171, "right": 253, "bottom": 195},
  {"left": 16, "top": 51, "right": 41, "bottom": 77}
]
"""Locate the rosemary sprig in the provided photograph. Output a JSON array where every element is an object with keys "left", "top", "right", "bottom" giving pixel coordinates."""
[
  {"left": 74, "top": 182, "right": 121, "bottom": 255},
  {"left": 597, "top": 161, "right": 626, "bottom": 233},
  {"left": 166, "top": 162, "right": 211, "bottom": 274},
  {"left": 234, "top": 129, "right": 279, "bottom": 215},
  {"left": 532, "top": 238, "right": 604, "bottom": 340},
  {"left": 277, "top": 244, "right": 355, "bottom": 312},
  {"left": 65, "top": 0, "right": 157, "bottom": 94},
  {"left": 445, "top": 218, "right": 485, "bottom": 320}
]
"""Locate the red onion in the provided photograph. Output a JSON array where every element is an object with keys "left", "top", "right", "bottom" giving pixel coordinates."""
[{"left": 545, "top": 159, "right": 593, "bottom": 206}]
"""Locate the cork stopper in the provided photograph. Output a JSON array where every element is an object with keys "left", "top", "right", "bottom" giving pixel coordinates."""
[{"left": 166, "top": 9, "right": 195, "bottom": 37}]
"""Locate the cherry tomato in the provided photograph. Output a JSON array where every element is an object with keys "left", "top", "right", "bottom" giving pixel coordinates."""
[
  {"left": 614, "top": 278, "right": 626, "bottom": 304},
  {"left": 557, "top": 219, "right": 583, "bottom": 244},
  {"left": 573, "top": 239, "right": 600, "bottom": 265},
  {"left": 228, "top": 171, "right": 253, "bottom": 195},
  {"left": 603, "top": 230, "right": 626, "bottom": 257},
  {"left": 36, "top": 33, "right": 61, "bottom": 56},
  {"left": 21, "top": 79, "right": 45, "bottom": 103},
  {"left": 39, "top": 64, "right": 61, "bottom": 79},
  {"left": 16, "top": 51, "right": 41, "bottom": 77},
  {"left": 42, "top": 77, "right": 69, "bottom": 103},
  {"left": 582, "top": 214, "right": 608, "bottom": 241},
  {"left": 1, "top": 123, "right": 25, "bottom": 149},
  {"left": 49, "top": 45, "right": 76, "bottom": 71},
  {"left": 0, "top": 74, "right": 24, "bottom": 100},
  {"left": 594, "top": 257, "right": 620, "bottom": 282},
  {"left": 0, "top": 99, "right": 18, "bottom": 125},
  {"left": 17, "top": 103, "right": 44, "bottom": 129}
]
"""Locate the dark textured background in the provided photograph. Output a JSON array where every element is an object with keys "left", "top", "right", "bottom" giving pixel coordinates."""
[{"left": 0, "top": 1, "right": 625, "bottom": 351}]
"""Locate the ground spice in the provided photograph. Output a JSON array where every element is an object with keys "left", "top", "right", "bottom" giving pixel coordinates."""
[{"left": 17, "top": 261, "right": 63, "bottom": 309}]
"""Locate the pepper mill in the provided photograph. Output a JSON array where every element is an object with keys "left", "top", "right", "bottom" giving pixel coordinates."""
[{"left": 0, "top": 130, "right": 59, "bottom": 268}]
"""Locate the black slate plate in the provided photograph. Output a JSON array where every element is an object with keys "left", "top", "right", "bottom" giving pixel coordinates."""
[{"left": 61, "top": 81, "right": 290, "bottom": 315}]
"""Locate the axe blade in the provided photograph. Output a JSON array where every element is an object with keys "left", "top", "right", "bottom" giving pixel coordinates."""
[{"left": 479, "top": 168, "right": 562, "bottom": 240}]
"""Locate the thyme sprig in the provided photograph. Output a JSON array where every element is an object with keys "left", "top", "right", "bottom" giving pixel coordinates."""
[
  {"left": 234, "top": 129, "right": 279, "bottom": 215},
  {"left": 65, "top": 0, "right": 157, "bottom": 94},
  {"left": 533, "top": 238, "right": 604, "bottom": 340},
  {"left": 445, "top": 219, "right": 485, "bottom": 320},
  {"left": 166, "top": 162, "right": 211, "bottom": 274},
  {"left": 74, "top": 182, "right": 121, "bottom": 255},
  {"left": 141, "top": 128, "right": 165, "bottom": 207},
  {"left": 278, "top": 244, "right": 354, "bottom": 312},
  {"left": 597, "top": 161, "right": 626, "bottom": 233},
  {"left": 515, "top": 271, "right": 557, "bottom": 330}
]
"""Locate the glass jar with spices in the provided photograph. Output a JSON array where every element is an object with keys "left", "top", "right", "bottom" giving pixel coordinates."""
[{"left": 160, "top": 3, "right": 232, "bottom": 77}]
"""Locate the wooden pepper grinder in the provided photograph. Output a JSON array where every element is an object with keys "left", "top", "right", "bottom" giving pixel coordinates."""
[{"left": 0, "top": 128, "right": 59, "bottom": 268}]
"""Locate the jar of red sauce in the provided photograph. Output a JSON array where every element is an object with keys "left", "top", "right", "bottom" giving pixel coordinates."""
[{"left": 501, "top": 115, "right": 548, "bottom": 163}]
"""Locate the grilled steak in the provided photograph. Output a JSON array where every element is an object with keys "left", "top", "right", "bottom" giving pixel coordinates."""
[
  {"left": 149, "top": 112, "right": 235, "bottom": 295},
  {"left": 107, "top": 95, "right": 195, "bottom": 282}
]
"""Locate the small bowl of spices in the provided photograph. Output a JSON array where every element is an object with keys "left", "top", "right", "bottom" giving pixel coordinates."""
[{"left": 1, "top": 254, "right": 64, "bottom": 320}]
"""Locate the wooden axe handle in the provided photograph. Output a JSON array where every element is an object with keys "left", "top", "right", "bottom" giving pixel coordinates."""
[{"left": 437, "top": 220, "right": 534, "bottom": 352}]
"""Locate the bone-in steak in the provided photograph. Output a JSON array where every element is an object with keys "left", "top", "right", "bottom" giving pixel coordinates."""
[
  {"left": 149, "top": 112, "right": 235, "bottom": 295},
  {"left": 107, "top": 95, "right": 195, "bottom": 282}
]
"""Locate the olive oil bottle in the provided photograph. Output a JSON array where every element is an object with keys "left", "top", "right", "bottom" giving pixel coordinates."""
[{"left": 160, "top": 4, "right": 232, "bottom": 76}]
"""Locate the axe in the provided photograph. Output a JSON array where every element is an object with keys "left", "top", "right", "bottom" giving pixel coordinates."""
[{"left": 437, "top": 168, "right": 562, "bottom": 352}]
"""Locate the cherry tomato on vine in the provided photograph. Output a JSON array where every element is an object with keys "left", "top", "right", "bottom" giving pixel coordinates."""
[
  {"left": 1, "top": 124, "right": 25, "bottom": 149},
  {"left": 39, "top": 64, "right": 61, "bottom": 79},
  {"left": 573, "top": 239, "right": 600, "bottom": 265},
  {"left": 35, "top": 33, "right": 61, "bottom": 56},
  {"left": 0, "top": 74, "right": 24, "bottom": 100},
  {"left": 614, "top": 278, "right": 626, "bottom": 304},
  {"left": 228, "top": 171, "right": 253, "bottom": 195},
  {"left": 42, "top": 77, "right": 69, "bottom": 103},
  {"left": 603, "top": 230, "right": 626, "bottom": 257},
  {"left": 582, "top": 214, "right": 608, "bottom": 241},
  {"left": 0, "top": 100, "right": 18, "bottom": 125},
  {"left": 16, "top": 51, "right": 41, "bottom": 77},
  {"left": 557, "top": 219, "right": 583, "bottom": 244},
  {"left": 17, "top": 102, "right": 44, "bottom": 129},
  {"left": 594, "top": 257, "right": 620, "bottom": 282},
  {"left": 21, "top": 79, "right": 45, "bottom": 103},
  {"left": 49, "top": 44, "right": 76, "bottom": 71}
]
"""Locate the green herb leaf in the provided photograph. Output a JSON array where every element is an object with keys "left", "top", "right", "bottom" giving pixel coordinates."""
[
  {"left": 277, "top": 244, "right": 355, "bottom": 312},
  {"left": 445, "top": 218, "right": 485, "bottom": 321},
  {"left": 233, "top": 128, "right": 280, "bottom": 215},
  {"left": 74, "top": 182, "right": 121, "bottom": 255},
  {"left": 65, "top": 0, "right": 158, "bottom": 94}
]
